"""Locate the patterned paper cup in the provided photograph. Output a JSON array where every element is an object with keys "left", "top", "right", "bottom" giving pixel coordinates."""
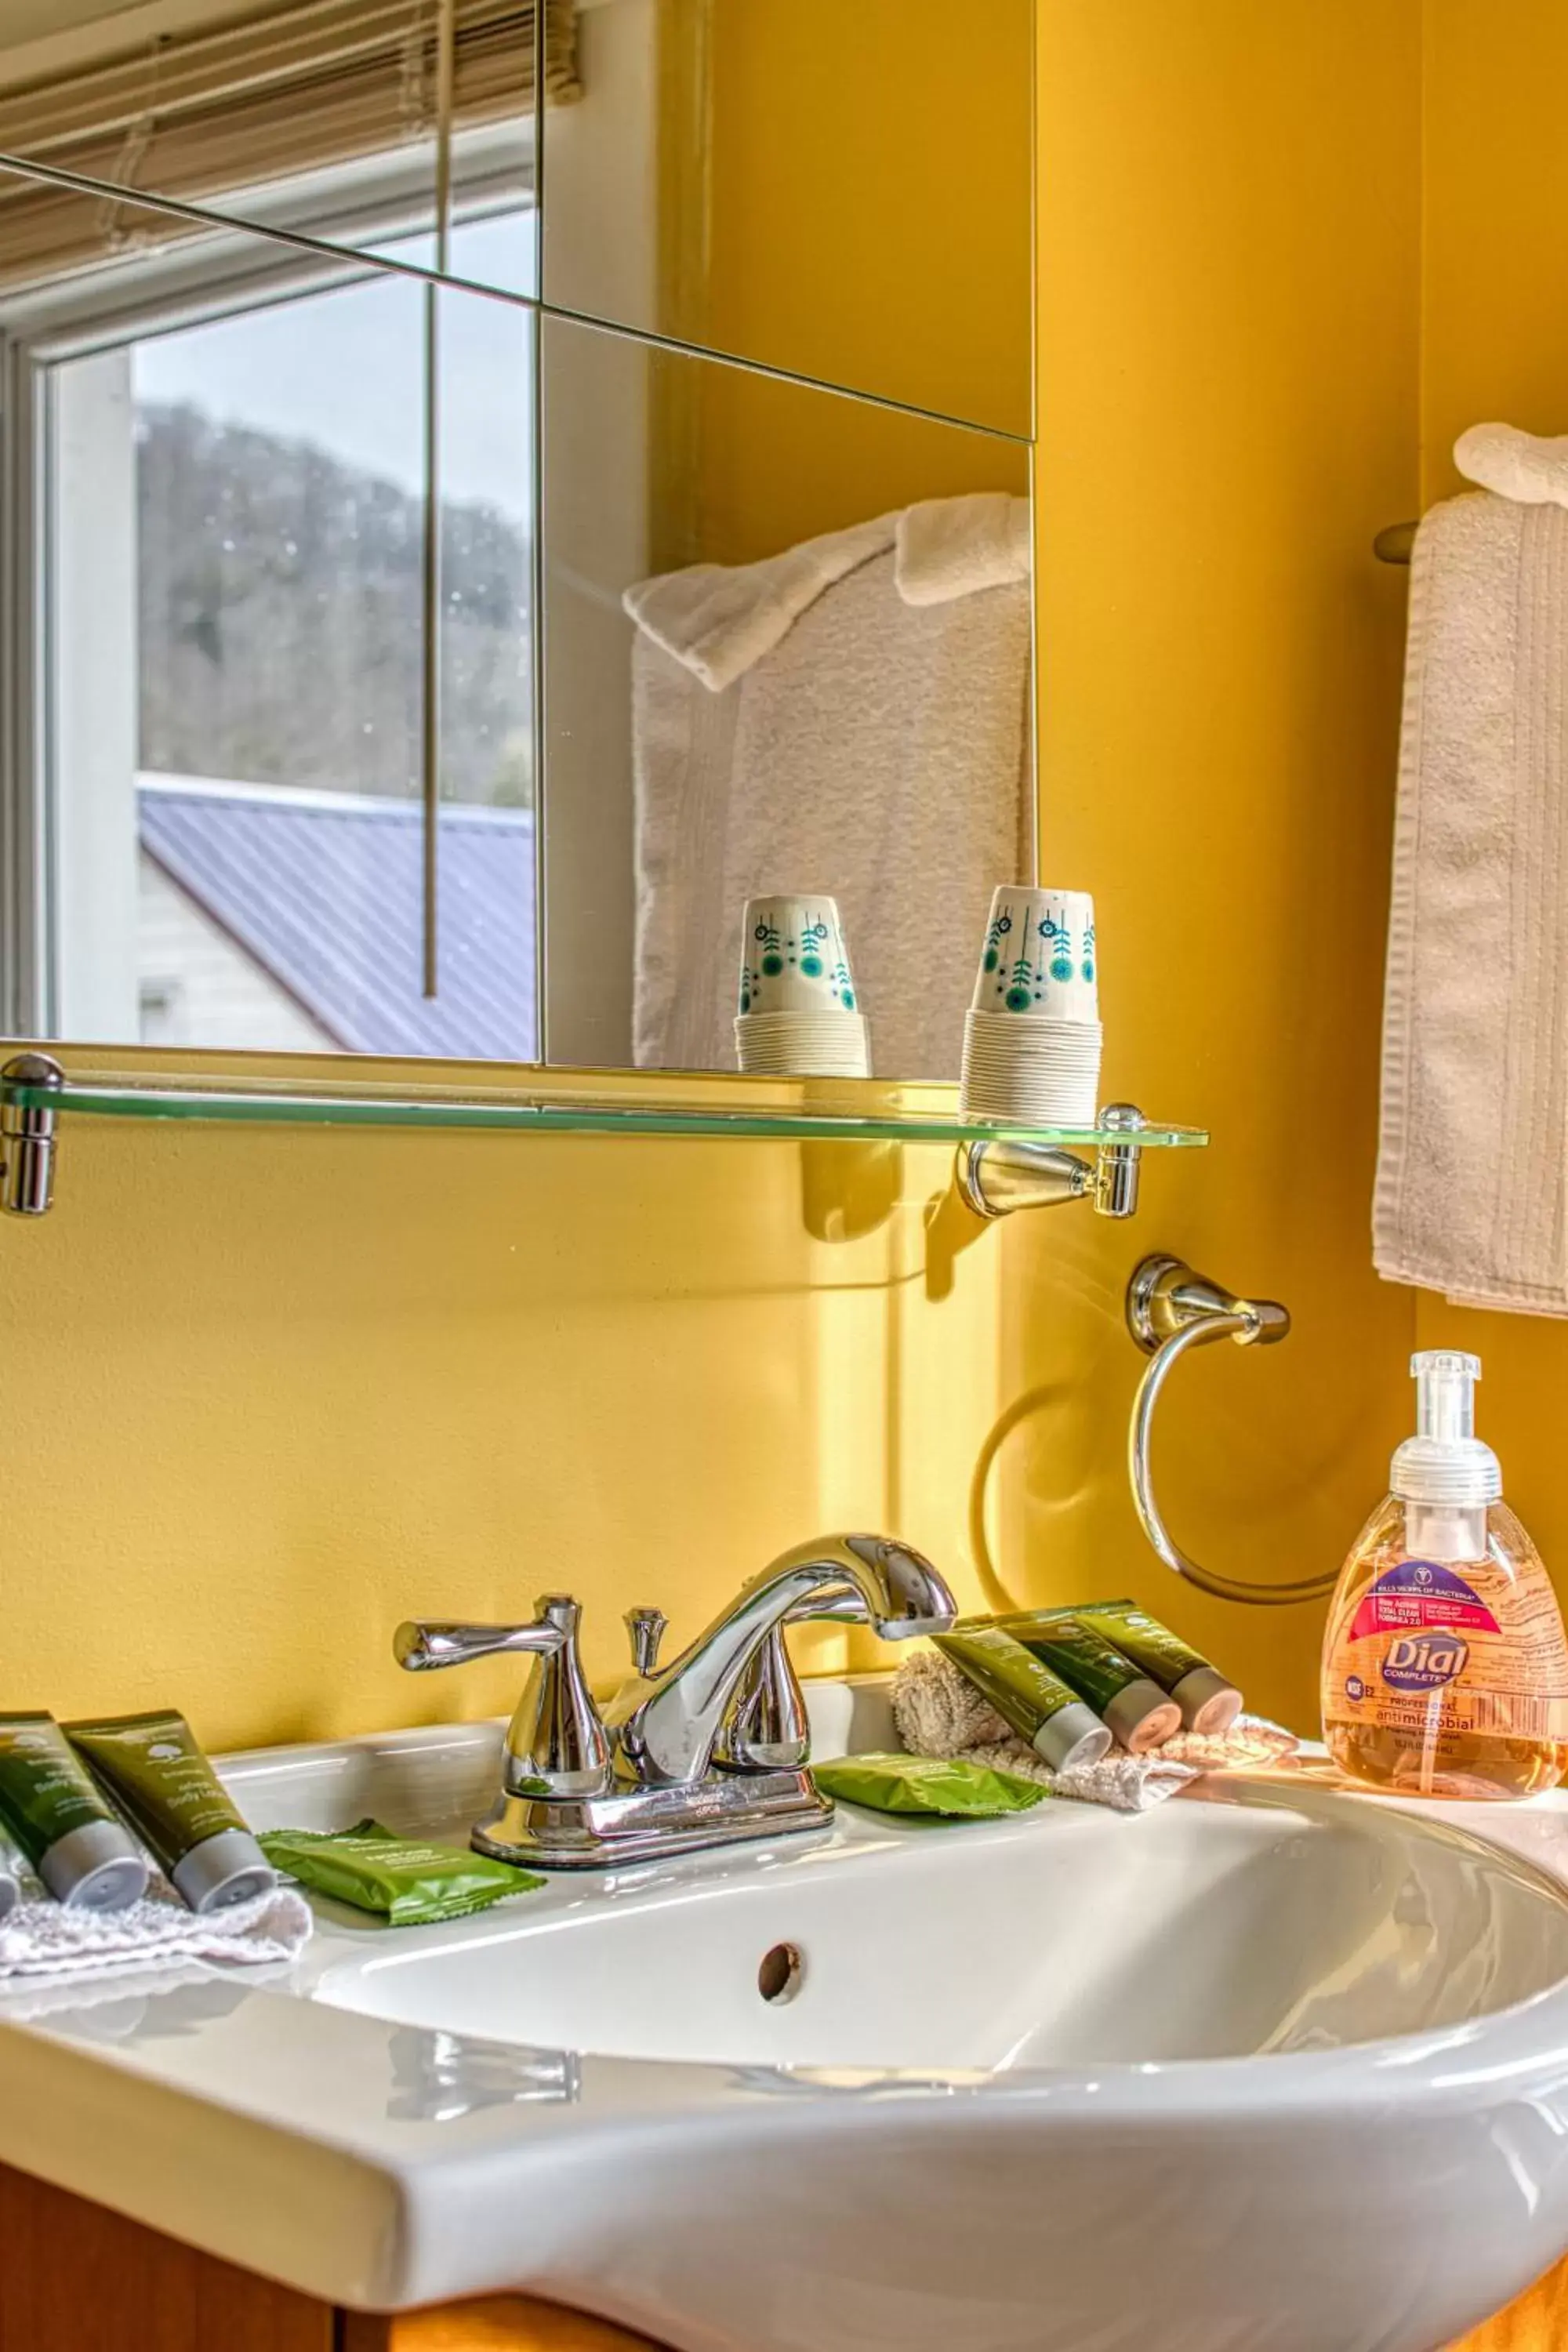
[
  {"left": 971, "top": 886, "right": 1098, "bottom": 1021},
  {"left": 736, "top": 1011, "right": 871, "bottom": 1078},
  {"left": 960, "top": 1007, "right": 1102, "bottom": 1123},
  {"left": 739, "top": 896, "right": 859, "bottom": 1017}
]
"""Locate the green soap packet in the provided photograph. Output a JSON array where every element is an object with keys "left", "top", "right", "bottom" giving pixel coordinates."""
[
  {"left": 258, "top": 1817, "right": 545, "bottom": 1926},
  {"left": 812, "top": 1752, "right": 1047, "bottom": 1818}
]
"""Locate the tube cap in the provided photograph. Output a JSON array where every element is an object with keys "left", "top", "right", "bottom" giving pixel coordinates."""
[
  {"left": 42, "top": 1818, "right": 149, "bottom": 1911},
  {"left": 170, "top": 1827, "right": 277, "bottom": 1915},
  {"left": 1103, "top": 1681, "right": 1182, "bottom": 1754},
  {"left": 1034, "top": 1701, "right": 1112, "bottom": 1773},
  {"left": 1171, "top": 1666, "right": 1243, "bottom": 1737}
]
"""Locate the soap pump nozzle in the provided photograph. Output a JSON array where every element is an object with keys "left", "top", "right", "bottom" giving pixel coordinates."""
[
  {"left": 1414, "top": 1349, "right": 1479, "bottom": 1445},
  {"left": 1391, "top": 1348, "right": 1501, "bottom": 1560}
]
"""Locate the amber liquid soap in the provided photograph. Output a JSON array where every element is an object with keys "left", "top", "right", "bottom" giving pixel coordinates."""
[{"left": 1322, "top": 1351, "right": 1568, "bottom": 1800}]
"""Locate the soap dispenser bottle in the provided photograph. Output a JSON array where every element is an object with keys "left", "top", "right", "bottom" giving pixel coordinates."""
[{"left": 1322, "top": 1350, "right": 1568, "bottom": 1799}]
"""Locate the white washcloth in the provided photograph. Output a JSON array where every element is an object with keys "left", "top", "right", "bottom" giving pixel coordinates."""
[
  {"left": 891, "top": 1649, "right": 1300, "bottom": 1816},
  {"left": 1457, "top": 422, "right": 1568, "bottom": 508},
  {"left": 0, "top": 1884, "right": 311, "bottom": 1984},
  {"left": 625, "top": 493, "right": 1032, "bottom": 1079},
  {"left": 1374, "top": 475, "right": 1568, "bottom": 1313}
]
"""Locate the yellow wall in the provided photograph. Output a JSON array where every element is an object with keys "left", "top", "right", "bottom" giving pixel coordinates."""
[
  {"left": 652, "top": 0, "right": 1034, "bottom": 572},
  {"left": 1412, "top": 0, "right": 1568, "bottom": 1581},
  {"left": 694, "top": 0, "right": 1033, "bottom": 436},
  {"left": 1019, "top": 0, "right": 1423, "bottom": 1728},
  {"left": 0, "top": 1059, "right": 1003, "bottom": 1750},
  {"left": 17, "top": 2, "right": 1563, "bottom": 1757}
]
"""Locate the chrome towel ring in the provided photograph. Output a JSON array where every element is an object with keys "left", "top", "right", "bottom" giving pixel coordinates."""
[{"left": 1126, "top": 1254, "right": 1335, "bottom": 1606}]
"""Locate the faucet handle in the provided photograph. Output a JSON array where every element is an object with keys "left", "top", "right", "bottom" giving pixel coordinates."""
[
  {"left": 624, "top": 1606, "right": 668, "bottom": 1677},
  {"left": 715, "top": 1625, "right": 810, "bottom": 1773},
  {"left": 395, "top": 1595, "right": 610, "bottom": 1802},
  {"left": 395, "top": 1610, "right": 569, "bottom": 1671}
]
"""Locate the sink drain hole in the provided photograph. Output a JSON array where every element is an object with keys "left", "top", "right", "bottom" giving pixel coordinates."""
[{"left": 757, "top": 1942, "right": 805, "bottom": 2005}]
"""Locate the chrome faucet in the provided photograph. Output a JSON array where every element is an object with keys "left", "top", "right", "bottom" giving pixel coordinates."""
[{"left": 394, "top": 1534, "right": 956, "bottom": 1870}]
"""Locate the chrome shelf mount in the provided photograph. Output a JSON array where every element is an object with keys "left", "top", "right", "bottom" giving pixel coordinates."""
[
  {"left": 1, "top": 1052, "right": 62, "bottom": 1217},
  {"left": 956, "top": 1102, "right": 1149, "bottom": 1222}
]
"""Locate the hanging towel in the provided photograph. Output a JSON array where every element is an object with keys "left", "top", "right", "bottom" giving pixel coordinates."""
[
  {"left": 1454, "top": 422, "right": 1568, "bottom": 509},
  {"left": 625, "top": 493, "right": 1032, "bottom": 1078},
  {"left": 1374, "top": 466, "right": 1568, "bottom": 1315}
]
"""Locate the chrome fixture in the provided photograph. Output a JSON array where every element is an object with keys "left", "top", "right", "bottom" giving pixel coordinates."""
[
  {"left": 957, "top": 1101, "right": 1146, "bottom": 1223},
  {"left": 395, "top": 1595, "right": 611, "bottom": 1798},
  {"left": 395, "top": 1533, "right": 956, "bottom": 1869},
  {"left": 1126, "top": 1253, "right": 1330, "bottom": 1606},
  {"left": 0, "top": 1051, "right": 63, "bottom": 1216}
]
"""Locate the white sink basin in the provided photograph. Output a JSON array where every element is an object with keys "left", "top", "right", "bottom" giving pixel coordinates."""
[
  {"left": 312, "top": 1781, "right": 1568, "bottom": 2072},
  {"left": 6, "top": 1690, "right": 1568, "bottom": 2352}
]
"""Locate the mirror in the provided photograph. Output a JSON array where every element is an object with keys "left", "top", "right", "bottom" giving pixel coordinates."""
[
  {"left": 541, "top": 314, "right": 1029, "bottom": 1074},
  {"left": 0, "top": 2, "right": 1036, "bottom": 1080},
  {"left": 8, "top": 184, "right": 539, "bottom": 1057},
  {"left": 540, "top": 0, "right": 1033, "bottom": 434}
]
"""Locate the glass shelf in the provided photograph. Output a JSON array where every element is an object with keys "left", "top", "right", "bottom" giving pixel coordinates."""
[{"left": 0, "top": 1061, "right": 1209, "bottom": 1149}]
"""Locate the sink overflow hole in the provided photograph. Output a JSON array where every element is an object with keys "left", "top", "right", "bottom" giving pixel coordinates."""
[{"left": 757, "top": 1942, "right": 804, "bottom": 2005}]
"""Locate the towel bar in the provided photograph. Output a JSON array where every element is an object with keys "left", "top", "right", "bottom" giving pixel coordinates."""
[
  {"left": 1126, "top": 1254, "right": 1334, "bottom": 1606},
  {"left": 1374, "top": 521, "right": 1417, "bottom": 564}
]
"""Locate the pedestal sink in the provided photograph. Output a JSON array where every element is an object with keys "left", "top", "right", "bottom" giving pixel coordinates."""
[{"left": 5, "top": 1693, "right": 1568, "bottom": 2352}]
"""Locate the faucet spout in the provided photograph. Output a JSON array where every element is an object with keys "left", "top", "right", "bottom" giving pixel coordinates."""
[{"left": 604, "top": 1533, "right": 956, "bottom": 1788}]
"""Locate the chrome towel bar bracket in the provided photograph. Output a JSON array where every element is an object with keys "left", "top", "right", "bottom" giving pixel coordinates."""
[{"left": 1126, "top": 1254, "right": 1335, "bottom": 1606}]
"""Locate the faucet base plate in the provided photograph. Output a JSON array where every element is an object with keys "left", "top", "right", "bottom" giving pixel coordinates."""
[{"left": 473, "top": 1767, "right": 835, "bottom": 1871}]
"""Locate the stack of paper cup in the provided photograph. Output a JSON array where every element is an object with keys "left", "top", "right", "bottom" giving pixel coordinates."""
[
  {"left": 735, "top": 895, "right": 871, "bottom": 1076},
  {"left": 959, "top": 885, "right": 1102, "bottom": 1123}
]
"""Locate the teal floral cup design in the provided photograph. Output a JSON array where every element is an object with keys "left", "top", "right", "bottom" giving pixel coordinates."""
[
  {"left": 972, "top": 885, "right": 1098, "bottom": 1020},
  {"left": 739, "top": 895, "right": 859, "bottom": 1016}
]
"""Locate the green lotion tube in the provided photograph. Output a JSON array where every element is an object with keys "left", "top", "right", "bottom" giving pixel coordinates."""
[
  {"left": 67, "top": 1711, "right": 275, "bottom": 1914},
  {"left": 985, "top": 1615, "right": 1181, "bottom": 1752},
  {"left": 1074, "top": 1600, "right": 1243, "bottom": 1734},
  {"left": 0, "top": 1713, "right": 149, "bottom": 1910},
  {"left": 935, "top": 1628, "right": 1112, "bottom": 1771}
]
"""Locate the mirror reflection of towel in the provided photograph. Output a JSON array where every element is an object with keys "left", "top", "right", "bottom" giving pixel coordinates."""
[{"left": 624, "top": 494, "right": 1033, "bottom": 1078}]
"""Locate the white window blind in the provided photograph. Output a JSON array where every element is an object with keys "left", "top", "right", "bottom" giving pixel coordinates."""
[{"left": 0, "top": 0, "right": 578, "bottom": 285}]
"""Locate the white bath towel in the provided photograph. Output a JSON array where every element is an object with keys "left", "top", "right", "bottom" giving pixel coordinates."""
[
  {"left": 625, "top": 494, "right": 1033, "bottom": 1078},
  {"left": 1374, "top": 482, "right": 1568, "bottom": 1314},
  {"left": 1456, "top": 422, "right": 1568, "bottom": 509}
]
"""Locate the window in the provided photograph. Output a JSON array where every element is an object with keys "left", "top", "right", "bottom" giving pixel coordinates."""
[{"left": 7, "top": 195, "right": 538, "bottom": 1057}]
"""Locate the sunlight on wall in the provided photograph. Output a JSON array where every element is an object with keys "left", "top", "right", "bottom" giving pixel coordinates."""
[
  {"left": 1411, "top": 0, "right": 1568, "bottom": 1588},
  {"left": 1021, "top": 0, "right": 1422, "bottom": 1727}
]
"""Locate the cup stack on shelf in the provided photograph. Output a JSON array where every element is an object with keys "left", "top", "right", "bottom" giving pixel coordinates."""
[
  {"left": 735, "top": 895, "right": 871, "bottom": 1077},
  {"left": 959, "top": 884, "right": 1102, "bottom": 1123}
]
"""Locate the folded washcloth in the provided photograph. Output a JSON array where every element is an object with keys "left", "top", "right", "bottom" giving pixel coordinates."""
[
  {"left": 891, "top": 1649, "right": 1300, "bottom": 1815},
  {"left": 0, "top": 1883, "right": 311, "bottom": 1984},
  {"left": 1456, "top": 422, "right": 1568, "bottom": 509}
]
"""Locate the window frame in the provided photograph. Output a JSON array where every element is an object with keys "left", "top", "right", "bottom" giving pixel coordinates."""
[{"left": 0, "top": 126, "right": 539, "bottom": 1041}]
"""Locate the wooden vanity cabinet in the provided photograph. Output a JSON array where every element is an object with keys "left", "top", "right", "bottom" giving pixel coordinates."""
[
  {"left": 0, "top": 2161, "right": 662, "bottom": 2351},
  {"left": 1450, "top": 2262, "right": 1568, "bottom": 2350},
  {"left": 2, "top": 2154, "right": 1565, "bottom": 2349}
]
